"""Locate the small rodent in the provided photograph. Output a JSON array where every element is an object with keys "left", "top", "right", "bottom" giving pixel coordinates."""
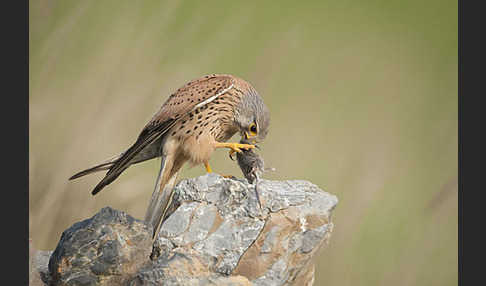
[{"left": 235, "top": 138, "right": 272, "bottom": 209}]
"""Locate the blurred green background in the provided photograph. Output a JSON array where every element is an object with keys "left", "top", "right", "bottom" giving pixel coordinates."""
[{"left": 29, "top": 0, "right": 457, "bottom": 285}]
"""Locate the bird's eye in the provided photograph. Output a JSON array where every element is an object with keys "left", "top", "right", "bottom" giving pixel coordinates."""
[{"left": 249, "top": 123, "right": 258, "bottom": 136}]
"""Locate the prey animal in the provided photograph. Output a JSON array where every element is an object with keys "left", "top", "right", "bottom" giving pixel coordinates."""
[{"left": 234, "top": 138, "right": 273, "bottom": 209}]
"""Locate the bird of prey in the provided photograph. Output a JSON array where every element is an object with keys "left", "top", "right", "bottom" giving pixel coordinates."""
[{"left": 69, "top": 74, "right": 270, "bottom": 240}]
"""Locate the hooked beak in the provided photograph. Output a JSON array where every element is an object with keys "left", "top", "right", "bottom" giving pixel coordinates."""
[{"left": 244, "top": 132, "right": 258, "bottom": 145}]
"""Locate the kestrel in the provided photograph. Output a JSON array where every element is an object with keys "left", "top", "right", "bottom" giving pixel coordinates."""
[{"left": 69, "top": 74, "right": 270, "bottom": 239}]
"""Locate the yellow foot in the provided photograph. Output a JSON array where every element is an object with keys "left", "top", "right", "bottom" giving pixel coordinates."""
[
  {"left": 204, "top": 161, "right": 213, "bottom": 173},
  {"left": 214, "top": 142, "right": 256, "bottom": 154},
  {"left": 220, "top": 174, "right": 236, "bottom": 179},
  {"left": 203, "top": 160, "right": 235, "bottom": 178}
]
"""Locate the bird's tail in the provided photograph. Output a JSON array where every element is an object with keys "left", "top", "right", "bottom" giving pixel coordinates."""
[
  {"left": 69, "top": 136, "right": 163, "bottom": 191},
  {"left": 144, "top": 153, "right": 184, "bottom": 240},
  {"left": 69, "top": 154, "right": 122, "bottom": 180}
]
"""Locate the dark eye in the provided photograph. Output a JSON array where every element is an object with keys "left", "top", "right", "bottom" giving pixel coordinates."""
[{"left": 250, "top": 124, "right": 257, "bottom": 133}]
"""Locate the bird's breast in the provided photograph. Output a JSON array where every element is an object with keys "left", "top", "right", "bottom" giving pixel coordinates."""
[{"left": 165, "top": 91, "right": 241, "bottom": 165}]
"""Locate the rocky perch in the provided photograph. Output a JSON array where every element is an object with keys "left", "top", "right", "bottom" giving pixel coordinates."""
[{"left": 30, "top": 174, "right": 338, "bottom": 286}]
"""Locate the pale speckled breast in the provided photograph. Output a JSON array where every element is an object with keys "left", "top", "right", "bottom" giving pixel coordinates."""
[{"left": 165, "top": 86, "right": 244, "bottom": 164}]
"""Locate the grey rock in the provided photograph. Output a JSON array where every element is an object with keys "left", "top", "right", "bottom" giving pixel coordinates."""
[
  {"left": 33, "top": 174, "right": 337, "bottom": 286},
  {"left": 301, "top": 224, "right": 330, "bottom": 254},
  {"left": 182, "top": 203, "right": 218, "bottom": 244},
  {"left": 252, "top": 258, "right": 289, "bottom": 286},
  {"left": 47, "top": 207, "right": 153, "bottom": 285},
  {"left": 148, "top": 173, "right": 338, "bottom": 285},
  {"left": 29, "top": 239, "right": 52, "bottom": 286},
  {"left": 260, "top": 226, "right": 280, "bottom": 254},
  {"left": 160, "top": 202, "right": 198, "bottom": 239}
]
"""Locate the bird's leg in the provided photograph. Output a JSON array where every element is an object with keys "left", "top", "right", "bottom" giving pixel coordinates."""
[
  {"left": 203, "top": 160, "right": 234, "bottom": 178},
  {"left": 206, "top": 143, "right": 256, "bottom": 178},
  {"left": 214, "top": 142, "right": 256, "bottom": 154},
  {"left": 204, "top": 160, "right": 213, "bottom": 173},
  {"left": 228, "top": 143, "right": 260, "bottom": 160}
]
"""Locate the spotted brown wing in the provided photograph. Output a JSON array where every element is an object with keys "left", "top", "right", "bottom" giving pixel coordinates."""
[{"left": 90, "top": 75, "right": 234, "bottom": 195}]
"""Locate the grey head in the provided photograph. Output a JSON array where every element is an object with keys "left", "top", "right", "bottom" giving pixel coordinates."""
[{"left": 234, "top": 88, "right": 270, "bottom": 144}]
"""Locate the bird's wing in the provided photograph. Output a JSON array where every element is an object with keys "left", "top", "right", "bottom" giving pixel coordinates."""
[
  {"left": 91, "top": 74, "right": 234, "bottom": 195},
  {"left": 148, "top": 74, "right": 234, "bottom": 125}
]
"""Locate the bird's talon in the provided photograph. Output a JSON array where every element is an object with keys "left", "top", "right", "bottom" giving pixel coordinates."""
[
  {"left": 230, "top": 143, "right": 255, "bottom": 152},
  {"left": 220, "top": 174, "right": 236, "bottom": 179},
  {"left": 229, "top": 150, "right": 236, "bottom": 160},
  {"left": 214, "top": 142, "right": 255, "bottom": 154}
]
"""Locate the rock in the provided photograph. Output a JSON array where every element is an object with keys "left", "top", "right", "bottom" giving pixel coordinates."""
[
  {"left": 129, "top": 249, "right": 254, "bottom": 286},
  {"left": 145, "top": 174, "right": 338, "bottom": 286},
  {"left": 30, "top": 239, "right": 52, "bottom": 286},
  {"left": 33, "top": 174, "right": 338, "bottom": 286},
  {"left": 47, "top": 207, "right": 153, "bottom": 285}
]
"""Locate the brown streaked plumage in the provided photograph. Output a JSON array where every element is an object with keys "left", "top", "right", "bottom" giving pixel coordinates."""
[{"left": 69, "top": 74, "right": 270, "bottom": 240}]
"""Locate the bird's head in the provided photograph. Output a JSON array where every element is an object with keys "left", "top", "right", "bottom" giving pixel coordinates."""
[{"left": 234, "top": 89, "right": 270, "bottom": 144}]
